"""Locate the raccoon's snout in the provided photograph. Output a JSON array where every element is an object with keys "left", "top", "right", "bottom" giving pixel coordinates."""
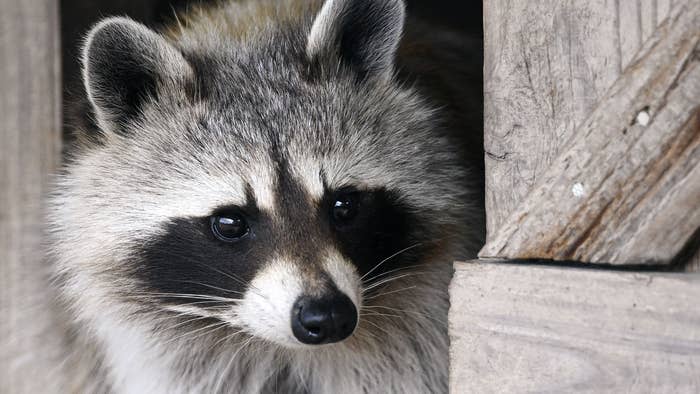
[{"left": 291, "top": 293, "right": 358, "bottom": 345}]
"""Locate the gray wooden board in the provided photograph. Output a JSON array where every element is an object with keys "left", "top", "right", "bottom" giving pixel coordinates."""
[
  {"left": 0, "top": 0, "right": 64, "bottom": 392},
  {"left": 483, "top": 0, "right": 680, "bottom": 244},
  {"left": 480, "top": 1, "right": 700, "bottom": 265},
  {"left": 449, "top": 261, "right": 700, "bottom": 393}
]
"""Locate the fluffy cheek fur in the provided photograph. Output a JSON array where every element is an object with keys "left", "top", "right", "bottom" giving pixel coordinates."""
[{"left": 235, "top": 251, "right": 361, "bottom": 348}]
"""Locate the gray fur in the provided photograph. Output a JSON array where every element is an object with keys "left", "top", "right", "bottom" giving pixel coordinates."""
[{"left": 49, "top": 0, "right": 484, "bottom": 392}]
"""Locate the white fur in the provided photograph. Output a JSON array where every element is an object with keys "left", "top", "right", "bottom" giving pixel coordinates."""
[
  {"left": 97, "top": 316, "right": 181, "bottom": 394},
  {"left": 236, "top": 258, "right": 304, "bottom": 346},
  {"left": 289, "top": 155, "right": 326, "bottom": 201},
  {"left": 248, "top": 164, "right": 278, "bottom": 212},
  {"left": 306, "top": 0, "right": 338, "bottom": 59}
]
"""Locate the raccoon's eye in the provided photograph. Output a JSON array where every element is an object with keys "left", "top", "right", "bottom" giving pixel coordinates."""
[
  {"left": 331, "top": 193, "right": 359, "bottom": 225},
  {"left": 210, "top": 213, "right": 249, "bottom": 242}
]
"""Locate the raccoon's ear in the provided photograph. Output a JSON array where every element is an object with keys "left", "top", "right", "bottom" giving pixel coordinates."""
[
  {"left": 306, "top": 0, "right": 405, "bottom": 81},
  {"left": 82, "top": 17, "right": 192, "bottom": 134}
]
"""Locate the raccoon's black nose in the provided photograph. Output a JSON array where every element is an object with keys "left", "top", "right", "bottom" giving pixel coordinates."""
[{"left": 291, "top": 293, "right": 358, "bottom": 345}]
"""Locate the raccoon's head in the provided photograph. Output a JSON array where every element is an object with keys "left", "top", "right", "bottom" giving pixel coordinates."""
[{"left": 52, "top": 0, "right": 471, "bottom": 349}]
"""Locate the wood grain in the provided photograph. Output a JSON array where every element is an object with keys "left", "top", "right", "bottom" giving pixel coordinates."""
[
  {"left": 480, "top": 1, "right": 700, "bottom": 264},
  {"left": 449, "top": 261, "right": 700, "bottom": 393},
  {"left": 483, "top": 0, "right": 682, "bottom": 244},
  {"left": 0, "top": 0, "right": 64, "bottom": 392}
]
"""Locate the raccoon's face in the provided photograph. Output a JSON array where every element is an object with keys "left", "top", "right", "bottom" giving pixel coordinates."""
[{"left": 53, "top": 0, "right": 468, "bottom": 348}]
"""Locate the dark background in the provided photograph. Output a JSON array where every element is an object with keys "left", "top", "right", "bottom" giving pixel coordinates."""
[{"left": 60, "top": 0, "right": 483, "bottom": 135}]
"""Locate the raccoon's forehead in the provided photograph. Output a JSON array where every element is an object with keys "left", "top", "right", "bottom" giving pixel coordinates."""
[
  {"left": 73, "top": 62, "right": 459, "bottom": 229},
  {"left": 86, "top": 127, "right": 383, "bottom": 215},
  {"left": 125, "top": 82, "right": 424, "bottom": 191},
  {"left": 79, "top": 129, "right": 418, "bottom": 226}
]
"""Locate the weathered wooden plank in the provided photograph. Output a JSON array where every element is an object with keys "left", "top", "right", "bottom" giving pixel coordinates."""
[
  {"left": 449, "top": 261, "right": 700, "bottom": 393},
  {"left": 0, "top": 0, "right": 64, "bottom": 392},
  {"left": 656, "top": 0, "right": 672, "bottom": 27},
  {"left": 480, "top": 1, "right": 700, "bottom": 264},
  {"left": 619, "top": 1, "right": 644, "bottom": 67},
  {"left": 484, "top": 0, "right": 678, "bottom": 244},
  {"left": 640, "top": 1, "right": 659, "bottom": 42}
]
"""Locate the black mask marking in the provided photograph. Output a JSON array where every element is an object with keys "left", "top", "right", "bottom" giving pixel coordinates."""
[
  {"left": 322, "top": 188, "right": 424, "bottom": 282},
  {"left": 129, "top": 170, "right": 421, "bottom": 309}
]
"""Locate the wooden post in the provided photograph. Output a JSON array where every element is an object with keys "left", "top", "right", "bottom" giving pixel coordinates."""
[
  {"left": 450, "top": 1, "right": 700, "bottom": 392},
  {"left": 484, "top": 0, "right": 677, "bottom": 241},
  {"left": 0, "top": 0, "right": 64, "bottom": 391},
  {"left": 482, "top": 0, "right": 699, "bottom": 266}
]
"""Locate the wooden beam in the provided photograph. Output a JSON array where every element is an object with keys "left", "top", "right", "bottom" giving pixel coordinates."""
[
  {"left": 480, "top": 1, "right": 700, "bottom": 264},
  {"left": 0, "top": 0, "right": 64, "bottom": 391},
  {"left": 449, "top": 261, "right": 700, "bottom": 393},
  {"left": 483, "top": 0, "right": 677, "bottom": 245}
]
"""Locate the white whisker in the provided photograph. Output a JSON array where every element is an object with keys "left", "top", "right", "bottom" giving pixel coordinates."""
[
  {"left": 364, "top": 305, "right": 446, "bottom": 325},
  {"left": 126, "top": 292, "right": 240, "bottom": 303},
  {"left": 362, "top": 263, "right": 426, "bottom": 285},
  {"left": 361, "top": 310, "right": 403, "bottom": 319},
  {"left": 162, "top": 320, "right": 230, "bottom": 347},
  {"left": 362, "top": 272, "right": 428, "bottom": 293},
  {"left": 214, "top": 336, "right": 256, "bottom": 393},
  {"left": 360, "top": 243, "right": 422, "bottom": 281},
  {"left": 205, "top": 328, "right": 246, "bottom": 353},
  {"left": 363, "top": 286, "right": 416, "bottom": 300},
  {"left": 361, "top": 318, "right": 395, "bottom": 338},
  {"left": 155, "top": 314, "right": 219, "bottom": 331},
  {"left": 171, "top": 280, "right": 246, "bottom": 295}
]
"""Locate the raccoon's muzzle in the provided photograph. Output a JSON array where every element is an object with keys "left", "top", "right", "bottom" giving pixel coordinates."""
[{"left": 291, "top": 292, "right": 357, "bottom": 345}]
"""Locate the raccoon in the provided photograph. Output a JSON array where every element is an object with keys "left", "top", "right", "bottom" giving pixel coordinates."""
[{"left": 49, "top": 0, "right": 484, "bottom": 392}]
